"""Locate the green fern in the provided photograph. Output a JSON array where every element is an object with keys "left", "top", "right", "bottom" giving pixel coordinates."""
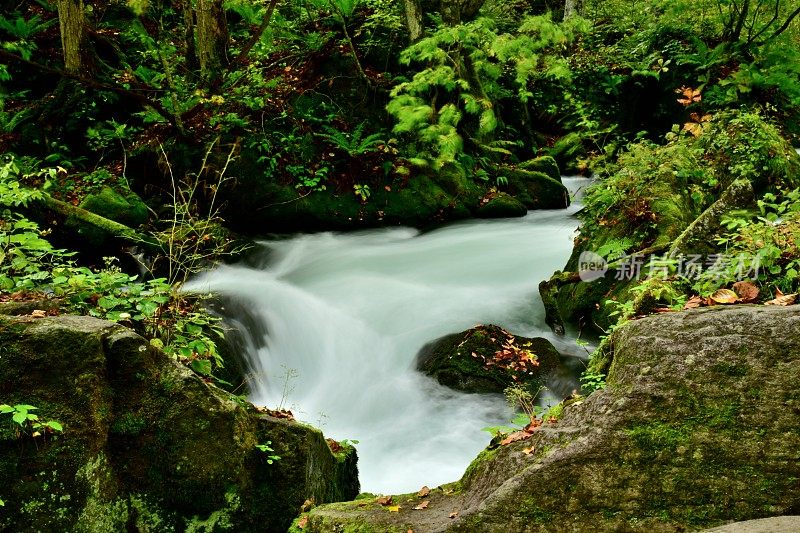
[{"left": 317, "top": 122, "right": 385, "bottom": 157}]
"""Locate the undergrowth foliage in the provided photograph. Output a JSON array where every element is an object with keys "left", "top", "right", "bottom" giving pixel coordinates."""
[{"left": 0, "top": 154, "right": 231, "bottom": 381}]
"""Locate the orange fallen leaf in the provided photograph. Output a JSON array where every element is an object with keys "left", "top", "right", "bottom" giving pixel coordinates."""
[
  {"left": 500, "top": 430, "right": 533, "bottom": 445},
  {"left": 413, "top": 500, "right": 429, "bottom": 510},
  {"left": 417, "top": 486, "right": 430, "bottom": 498},
  {"left": 765, "top": 293, "right": 797, "bottom": 306},
  {"left": 732, "top": 281, "right": 759, "bottom": 303},
  {"left": 710, "top": 289, "right": 738, "bottom": 304},
  {"left": 376, "top": 496, "right": 393, "bottom": 506},
  {"left": 297, "top": 516, "right": 308, "bottom": 529},
  {"left": 31, "top": 309, "right": 47, "bottom": 318},
  {"left": 683, "top": 295, "right": 704, "bottom": 309},
  {"left": 449, "top": 511, "right": 459, "bottom": 519},
  {"left": 522, "top": 446, "right": 536, "bottom": 455},
  {"left": 523, "top": 418, "right": 542, "bottom": 432}
]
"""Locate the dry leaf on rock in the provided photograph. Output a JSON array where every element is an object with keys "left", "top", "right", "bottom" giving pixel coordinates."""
[
  {"left": 417, "top": 486, "right": 430, "bottom": 498},
  {"left": 30, "top": 309, "right": 47, "bottom": 318},
  {"left": 297, "top": 516, "right": 308, "bottom": 529},
  {"left": 522, "top": 446, "right": 536, "bottom": 455},
  {"left": 500, "top": 430, "right": 533, "bottom": 445},
  {"left": 711, "top": 289, "right": 738, "bottom": 304},
  {"left": 684, "top": 295, "right": 704, "bottom": 309},
  {"left": 413, "top": 501, "right": 429, "bottom": 510},
  {"left": 765, "top": 293, "right": 797, "bottom": 306},
  {"left": 376, "top": 496, "right": 393, "bottom": 506},
  {"left": 449, "top": 511, "right": 459, "bottom": 519},
  {"left": 732, "top": 281, "right": 759, "bottom": 303}
]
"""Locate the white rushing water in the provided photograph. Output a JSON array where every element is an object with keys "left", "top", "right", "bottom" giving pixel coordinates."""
[{"left": 187, "top": 177, "right": 591, "bottom": 493}]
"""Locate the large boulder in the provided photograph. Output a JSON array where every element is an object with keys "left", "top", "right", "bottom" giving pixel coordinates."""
[
  {"left": 417, "top": 325, "right": 563, "bottom": 394},
  {"left": 300, "top": 306, "right": 800, "bottom": 532},
  {"left": 0, "top": 315, "right": 358, "bottom": 532}
]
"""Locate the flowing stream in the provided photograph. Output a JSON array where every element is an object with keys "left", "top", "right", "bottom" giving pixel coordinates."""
[{"left": 187, "top": 177, "right": 592, "bottom": 493}]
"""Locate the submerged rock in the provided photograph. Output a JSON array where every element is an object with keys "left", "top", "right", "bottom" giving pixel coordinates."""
[
  {"left": 301, "top": 306, "right": 800, "bottom": 532},
  {"left": 0, "top": 315, "right": 358, "bottom": 532},
  {"left": 417, "top": 325, "right": 563, "bottom": 393}
]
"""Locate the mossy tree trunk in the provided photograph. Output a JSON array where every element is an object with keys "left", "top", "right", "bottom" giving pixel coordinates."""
[
  {"left": 196, "top": 0, "right": 229, "bottom": 82},
  {"left": 440, "top": 0, "right": 485, "bottom": 25},
  {"left": 563, "top": 0, "right": 583, "bottom": 20},
  {"left": 182, "top": 0, "right": 199, "bottom": 72},
  {"left": 55, "top": 0, "right": 92, "bottom": 74},
  {"left": 403, "top": 0, "right": 425, "bottom": 41}
]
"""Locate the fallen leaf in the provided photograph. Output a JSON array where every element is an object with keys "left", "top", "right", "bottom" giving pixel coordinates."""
[
  {"left": 297, "top": 516, "right": 308, "bottom": 529},
  {"left": 417, "top": 486, "right": 430, "bottom": 498},
  {"left": 376, "top": 496, "right": 393, "bottom": 506},
  {"left": 683, "top": 295, "right": 704, "bottom": 309},
  {"left": 31, "top": 309, "right": 47, "bottom": 318},
  {"left": 449, "top": 511, "right": 459, "bottom": 519},
  {"left": 300, "top": 499, "right": 314, "bottom": 513},
  {"left": 500, "top": 430, "right": 533, "bottom": 445},
  {"left": 522, "top": 446, "right": 536, "bottom": 455},
  {"left": 765, "top": 293, "right": 797, "bottom": 306},
  {"left": 733, "top": 281, "right": 759, "bottom": 303},
  {"left": 387, "top": 505, "right": 400, "bottom": 513},
  {"left": 710, "top": 289, "right": 738, "bottom": 304},
  {"left": 413, "top": 500, "right": 429, "bottom": 510},
  {"left": 523, "top": 418, "right": 542, "bottom": 432}
]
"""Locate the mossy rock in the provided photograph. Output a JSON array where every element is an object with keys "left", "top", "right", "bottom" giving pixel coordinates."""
[
  {"left": 79, "top": 187, "right": 149, "bottom": 228},
  {"left": 0, "top": 316, "right": 358, "bottom": 532},
  {"left": 417, "top": 324, "right": 562, "bottom": 393},
  {"left": 546, "top": 132, "right": 585, "bottom": 174},
  {"left": 476, "top": 192, "right": 527, "bottom": 219},
  {"left": 303, "top": 306, "right": 800, "bottom": 532},
  {"left": 501, "top": 166, "right": 569, "bottom": 210},
  {"left": 222, "top": 149, "right": 471, "bottom": 232},
  {"left": 518, "top": 156, "right": 561, "bottom": 182}
]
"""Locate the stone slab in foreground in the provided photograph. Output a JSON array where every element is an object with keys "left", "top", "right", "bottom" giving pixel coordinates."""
[{"left": 298, "top": 306, "right": 800, "bottom": 532}]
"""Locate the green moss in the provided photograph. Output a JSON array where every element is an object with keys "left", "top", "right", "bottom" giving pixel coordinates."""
[
  {"left": 110, "top": 413, "right": 147, "bottom": 436},
  {"left": 518, "top": 499, "right": 555, "bottom": 523},
  {"left": 477, "top": 192, "right": 527, "bottom": 218},
  {"left": 627, "top": 422, "right": 691, "bottom": 455},
  {"left": 519, "top": 156, "right": 561, "bottom": 182}
]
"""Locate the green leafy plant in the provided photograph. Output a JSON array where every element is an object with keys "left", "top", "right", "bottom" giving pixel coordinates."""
[
  {"left": 0, "top": 404, "right": 64, "bottom": 437},
  {"left": 580, "top": 370, "right": 606, "bottom": 392},
  {"left": 353, "top": 183, "right": 371, "bottom": 202},
  {"left": 255, "top": 441, "right": 281, "bottom": 464},
  {"left": 317, "top": 122, "right": 385, "bottom": 157}
]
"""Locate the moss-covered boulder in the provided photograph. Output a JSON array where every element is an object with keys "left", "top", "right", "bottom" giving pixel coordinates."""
[
  {"left": 0, "top": 315, "right": 358, "bottom": 532},
  {"left": 68, "top": 187, "right": 150, "bottom": 247},
  {"left": 79, "top": 187, "right": 149, "bottom": 228},
  {"left": 476, "top": 193, "right": 528, "bottom": 219},
  {"left": 501, "top": 166, "right": 569, "bottom": 210},
  {"left": 518, "top": 156, "right": 561, "bottom": 183},
  {"left": 300, "top": 305, "right": 800, "bottom": 532},
  {"left": 546, "top": 132, "right": 586, "bottom": 175},
  {"left": 417, "top": 325, "right": 562, "bottom": 393}
]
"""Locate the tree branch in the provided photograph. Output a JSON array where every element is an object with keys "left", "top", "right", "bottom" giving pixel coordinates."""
[{"left": 767, "top": 4, "right": 800, "bottom": 42}]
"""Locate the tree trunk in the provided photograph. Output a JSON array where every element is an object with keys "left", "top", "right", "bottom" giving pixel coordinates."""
[
  {"left": 196, "top": 0, "right": 229, "bottom": 82},
  {"left": 440, "top": 0, "right": 485, "bottom": 25},
  {"left": 56, "top": 0, "right": 91, "bottom": 73},
  {"left": 403, "top": 0, "right": 425, "bottom": 41},
  {"left": 563, "top": 0, "right": 583, "bottom": 20},
  {"left": 182, "top": 0, "right": 198, "bottom": 72}
]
